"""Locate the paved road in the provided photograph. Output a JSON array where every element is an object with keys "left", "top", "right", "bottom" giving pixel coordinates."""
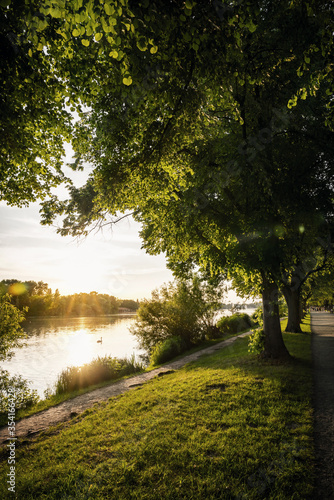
[
  {"left": 312, "top": 311, "right": 334, "bottom": 499},
  {"left": 0, "top": 330, "right": 251, "bottom": 446}
]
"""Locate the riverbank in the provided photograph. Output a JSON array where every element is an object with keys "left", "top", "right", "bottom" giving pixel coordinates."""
[
  {"left": 0, "top": 331, "right": 251, "bottom": 444},
  {"left": 0, "top": 319, "right": 313, "bottom": 499}
]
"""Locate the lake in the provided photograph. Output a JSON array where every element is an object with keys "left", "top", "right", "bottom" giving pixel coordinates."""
[{"left": 1, "top": 315, "right": 142, "bottom": 398}]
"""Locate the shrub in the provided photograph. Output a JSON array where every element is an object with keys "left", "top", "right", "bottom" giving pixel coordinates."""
[
  {"left": 205, "top": 324, "right": 222, "bottom": 340},
  {"left": 217, "top": 313, "right": 253, "bottom": 335},
  {"left": 54, "top": 355, "right": 143, "bottom": 395},
  {"left": 0, "top": 369, "right": 39, "bottom": 414},
  {"left": 248, "top": 329, "right": 265, "bottom": 355},
  {"left": 131, "top": 276, "right": 225, "bottom": 357},
  {"left": 150, "top": 336, "right": 188, "bottom": 366}
]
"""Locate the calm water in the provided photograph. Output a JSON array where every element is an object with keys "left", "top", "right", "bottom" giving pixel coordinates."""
[{"left": 1, "top": 315, "right": 142, "bottom": 398}]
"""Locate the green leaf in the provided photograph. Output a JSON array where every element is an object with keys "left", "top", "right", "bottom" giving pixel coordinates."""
[
  {"left": 137, "top": 38, "right": 147, "bottom": 51},
  {"left": 72, "top": 29, "right": 80, "bottom": 37},
  {"left": 300, "top": 88, "right": 307, "bottom": 100},
  {"left": 123, "top": 76, "right": 133, "bottom": 86},
  {"left": 50, "top": 7, "right": 62, "bottom": 18},
  {"left": 81, "top": 39, "right": 90, "bottom": 47},
  {"left": 304, "top": 55, "right": 310, "bottom": 64},
  {"left": 86, "top": 26, "right": 93, "bottom": 37},
  {"left": 95, "top": 33, "right": 103, "bottom": 42},
  {"left": 104, "top": 3, "right": 113, "bottom": 15},
  {"left": 150, "top": 46, "right": 158, "bottom": 54},
  {"left": 248, "top": 21, "right": 257, "bottom": 33},
  {"left": 109, "top": 49, "right": 118, "bottom": 58}
]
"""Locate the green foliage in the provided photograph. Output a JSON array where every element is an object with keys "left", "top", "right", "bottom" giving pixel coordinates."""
[
  {"left": 0, "top": 293, "right": 26, "bottom": 361},
  {"left": 248, "top": 329, "right": 265, "bottom": 355},
  {"left": 54, "top": 355, "right": 143, "bottom": 394},
  {"left": 35, "top": 0, "right": 333, "bottom": 360},
  {"left": 2, "top": 0, "right": 333, "bottom": 360},
  {"left": 0, "top": 1, "right": 73, "bottom": 206},
  {"left": 279, "top": 299, "right": 289, "bottom": 318},
  {"left": 150, "top": 335, "right": 187, "bottom": 366},
  {"left": 131, "top": 276, "right": 224, "bottom": 357},
  {"left": 0, "top": 369, "right": 39, "bottom": 413},
  {"left": 251, "top": 306, "right": 264, "bottom": 328},
  {"left": 216, "top": 313, "right": 253, "bottom": 335}
]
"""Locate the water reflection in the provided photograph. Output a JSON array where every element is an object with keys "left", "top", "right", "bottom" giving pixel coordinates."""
[{"left": 1, "top": 315, "right": 142, "bottom": 398}]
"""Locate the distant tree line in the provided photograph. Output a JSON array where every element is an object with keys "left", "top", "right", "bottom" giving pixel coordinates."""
[{"left": 0, "top": 280, "right": 139, "bottom": 317}]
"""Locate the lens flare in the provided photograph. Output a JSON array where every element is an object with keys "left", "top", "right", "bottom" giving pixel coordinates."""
[{"left": 8, "top": 282, "right": 27, "bottom": 295}]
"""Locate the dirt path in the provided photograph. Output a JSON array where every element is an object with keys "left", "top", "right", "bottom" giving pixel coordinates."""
[
  {"left": 312, "top": 311, "right": 334, "bottom": 499},
  {"left": 0, "top": 331, "right": 251, "bottom": 446}
]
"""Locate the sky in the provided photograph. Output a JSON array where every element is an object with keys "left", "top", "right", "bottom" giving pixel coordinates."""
[
  {"left": 0, "top": 200, "right": 176, "bottom": 300},
  {"left": 0, "top": 145, "right": 176, "bottom": 301},
  {"left": 0, "top": 146, "right": 242, "bottom": 302}
]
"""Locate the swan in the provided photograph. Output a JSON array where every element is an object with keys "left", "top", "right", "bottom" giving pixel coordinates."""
[{"left": 97, "top": 337, "right": 102, "bottom": 343}]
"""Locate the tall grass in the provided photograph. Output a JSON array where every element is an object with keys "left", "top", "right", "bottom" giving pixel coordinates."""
[{"left": 54, "top": 355, "right": 143, "bottom": 394}]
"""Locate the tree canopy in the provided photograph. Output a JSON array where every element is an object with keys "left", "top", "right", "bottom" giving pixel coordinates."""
[
  {"left": 2, "top": 0, "right": 334, "bottom": 358},
  {"left": 0, "top": 0, "right": 76, "bottom": 205}
]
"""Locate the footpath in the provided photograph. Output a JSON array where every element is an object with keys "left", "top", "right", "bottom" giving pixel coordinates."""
[
  {"left": 312, "top": 310, "right": 334, "bottom": 500},
  {"left": 0, "top": 331, "right": 251, "bottom": 446}
]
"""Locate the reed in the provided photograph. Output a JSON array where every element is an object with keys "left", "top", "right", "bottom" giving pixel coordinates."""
[{"left": 54, "top": 354, "right": 143, "bottom": 394}]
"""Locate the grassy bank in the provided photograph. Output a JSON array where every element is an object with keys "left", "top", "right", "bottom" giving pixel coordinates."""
[
  {"left": 0, "top": 318, "right": 313, "bottom": 499},
  {"left": 0, "top": 330, "right": 250, "bottom": 426}
]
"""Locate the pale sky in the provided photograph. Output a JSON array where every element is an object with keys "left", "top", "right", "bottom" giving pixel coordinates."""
[
  {"left": 0, "top": 199, "right": 176, "bottom": 300},
  {"left": 0, "top": 144, "right": 177, "bottom": 300},
  {"left": 0, "top": 145, "right": 242, "bottom": 302}
]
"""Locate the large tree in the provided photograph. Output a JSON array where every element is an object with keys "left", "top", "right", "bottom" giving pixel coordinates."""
[
  {"left": 41, "top": 0, "right": 334, "bottom": 359},
  {"left": 3, "top": 1, "right": 334, "bottom": 358}
]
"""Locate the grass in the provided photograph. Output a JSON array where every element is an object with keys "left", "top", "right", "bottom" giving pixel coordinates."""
[
  {"left": 0, "top": 316, "right": 314, "bottom": 499},
  {"left": 0, "top": 330, "right": 250, "bottom": 426}
]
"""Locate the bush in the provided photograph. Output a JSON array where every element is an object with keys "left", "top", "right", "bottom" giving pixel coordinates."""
[
  {"left": 54, "top": 355, "right": 143, "bottom": 395},
  {"left": 217, "top": 313, "right": 253, "bottom": 335},
  {"left": 248, "top": 329, "right": 265, "bottom": 355},
  {"left": 131, "top": 276, "right": 225, "bottom": 358},
  {"left": 0, "top": 369, "right": 39, "bottom": 414},
  {"left": 150, "top": 336, "right": 188, "bottom": 366},
  {"left": 205, "top": 324, "right": 222, "bottom": 340}
]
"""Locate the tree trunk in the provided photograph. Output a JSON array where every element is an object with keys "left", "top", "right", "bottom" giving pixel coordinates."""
[
  {"left": 282, "top": 286, "right": 303, "bottom": 333},
  {"left": 262, "top": 277, "right": 291, "bottom": 360}
]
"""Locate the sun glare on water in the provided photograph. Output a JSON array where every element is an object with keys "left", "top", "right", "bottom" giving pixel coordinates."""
[{"left": 66, "top": 330, "right": 95, "bottom": 367}]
